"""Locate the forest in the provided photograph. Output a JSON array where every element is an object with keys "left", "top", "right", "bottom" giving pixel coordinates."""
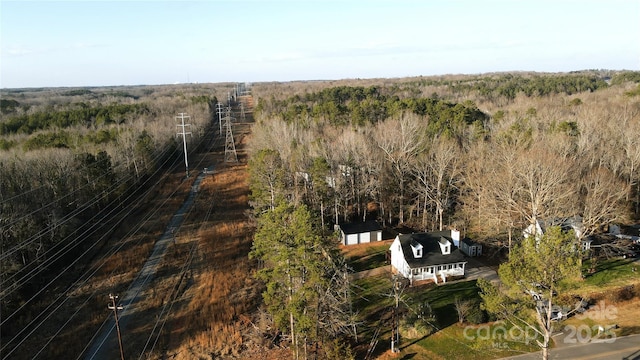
[
  {"left": 1, "top": 70, "right": 640, "bottom": 359},
  {"left": 0, "top": 84, "right": 229, "bottom": 353},
  {"left": 249, "top": 71, "right": 639, "bottom": 234},
  {"left": 244, "top": 70, "right": 640, "bottom": 358}
]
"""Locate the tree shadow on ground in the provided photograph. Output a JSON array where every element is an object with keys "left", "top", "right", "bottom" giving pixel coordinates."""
[{"left": 400, "top": 353, "right": 417, "bottom": 359}]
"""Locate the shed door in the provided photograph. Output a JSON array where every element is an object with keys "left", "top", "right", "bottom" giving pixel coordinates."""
[{"left": 346, "top": 234, "right": 358, "bottom": 245}]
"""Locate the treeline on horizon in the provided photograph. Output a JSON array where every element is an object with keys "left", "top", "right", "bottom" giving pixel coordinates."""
[{"left": 248, "top": 70, "right": 640, "bottom": 234}]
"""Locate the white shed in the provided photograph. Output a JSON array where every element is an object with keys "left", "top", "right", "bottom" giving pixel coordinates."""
[{"left": 337, "top": 220, "right": 383, "bottom": 245}]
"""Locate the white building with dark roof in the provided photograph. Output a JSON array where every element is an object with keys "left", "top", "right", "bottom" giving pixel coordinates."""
[
  {"left": 459, "top": 237, "right": 483, "bottom": 257},
  {"left": 337, "top": 220, "right": 383, "bottom": 245},
  {"left": 390, "top": 230, "right": 467, "bottom": 285}
]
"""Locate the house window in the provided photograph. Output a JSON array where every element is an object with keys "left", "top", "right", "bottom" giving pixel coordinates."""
[{"left": 410, "top": 239, "right": 423, "bottom": 258}]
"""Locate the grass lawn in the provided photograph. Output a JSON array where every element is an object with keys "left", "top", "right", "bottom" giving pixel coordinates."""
[
  {"left": 562, "top": 258, "right": 640, "bottom": 342},
  {"left": 405, "top": 280, "right": 482, "bottom": 327},
  {"left": 343, "top": 241, "right": 391, "bottom": 272},
  {"left": 354, "top": 276, "right": 540, "bottom": 360},
  {"left": 581, "top": 258, "right": 640, "bottom": 291},
  {"left": 354, "top": 258, "right": 640, "bottom": 359},
  {"left": 405, "top": 321, "right": 541, "bottom": 360}
]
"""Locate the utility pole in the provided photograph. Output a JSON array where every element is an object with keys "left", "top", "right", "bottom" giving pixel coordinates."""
[
  {"left": 175, "top": 113, "right": 192, "bottom": 177},
  {"left": 390, "top": 275, "right": 406, "bottom": 353},
  {"left": 108, "top": 294, "right": 125, "bottom": 360},
  {"left": 216, "top": 102, "right": 224, "bottom": 136}
]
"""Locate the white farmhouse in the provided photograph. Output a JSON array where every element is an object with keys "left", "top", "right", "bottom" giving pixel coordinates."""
[{"left": 390, "top": 230, "right": 467, "bottom": 285}]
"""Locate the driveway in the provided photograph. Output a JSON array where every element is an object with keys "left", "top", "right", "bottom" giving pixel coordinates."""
[{"left": 461, "top": 256, "right": 500, "bottom": 284}]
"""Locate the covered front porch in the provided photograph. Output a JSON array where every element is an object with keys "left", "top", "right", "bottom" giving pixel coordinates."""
[{"left": 408, "top": 261, "right": 467, "bottom": 285}]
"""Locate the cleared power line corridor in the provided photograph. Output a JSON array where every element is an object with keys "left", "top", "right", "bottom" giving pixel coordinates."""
[{"left": 84, "top": 172, "right": 207, "bottom": 360}]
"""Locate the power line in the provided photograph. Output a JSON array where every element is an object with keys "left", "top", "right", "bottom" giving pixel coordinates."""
[
  {"left": 82, "top": 111, "right": 222, "bottom": 360},
  {"left": 0, "top": 152, "right": 183, "bottom": 357},
  {"left": 0, "top": 163, "right": 178, "bottom": 351},
  {"left": 0, "top": 142, "right": 177, "bottom": 263},
  {"left": 2, "top": 96, "right": 223, "bottom": 358},
  {"left": 4, "top": 97, "right": 228, "bottom": 358},
  {"left": 0, "top": 146, "right": 179, "bottom": 294}
]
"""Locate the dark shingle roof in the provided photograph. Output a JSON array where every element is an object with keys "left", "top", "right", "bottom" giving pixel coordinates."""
[
  {"left": 461, "top": 237, "right": 479, "bottom": 246},
  {"left": 339, "top": 220, "right": 382, "bottom": 235},
  {"left": 398, "top": 231, "right": 466, "bottom": 268}
]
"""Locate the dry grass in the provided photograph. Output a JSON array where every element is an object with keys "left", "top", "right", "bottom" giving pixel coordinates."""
[
  {"left": 160, "top": 162, "right": 261, "bottom": 358},
  {"left": 562, "top": 285, "right": 640, "bottom": 342},
  {"left": 340, "top": 240, "right": 393, "bottom": 258},
  {"left": 121, "top": 118, "right": 271, "bottom": 359},
  {"left": 3, "top": 167, "right": 197, "bottom": 360}
]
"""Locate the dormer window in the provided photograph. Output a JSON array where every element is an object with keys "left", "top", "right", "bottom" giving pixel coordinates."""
[
  {"left": 439, "top": 237, "right": 451, "bottom": 255},
  {"left": 410, "top": 239, "right": 423, "bottom": 258}
]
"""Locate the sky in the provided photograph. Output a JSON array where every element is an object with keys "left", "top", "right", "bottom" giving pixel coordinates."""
[{"left": 1, "top": 0, "right": 639, "bottom": 88}]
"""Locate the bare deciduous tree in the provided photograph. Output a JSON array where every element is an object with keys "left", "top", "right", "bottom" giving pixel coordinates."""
[
  {"left": 454, "top": 297, "right": 474, "bottom": 325},
  {"left": 412, "top": 137, "right": 461, "bottom": 231},
  {"left": 513, "top": 145, "right": 578, "bottom": 237},
  {"left": 375, "top": 113, "right": 424, "bottom": 224},
  {"left": 579, "top": 167, "right": 629, "bottom": 240}
]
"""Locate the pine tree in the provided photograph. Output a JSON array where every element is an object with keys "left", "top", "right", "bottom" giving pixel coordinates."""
[
  {"left": 479, "top": 226, "right": 581, "bottom": 360},
  {"left": 250, "top": 203, "right": 328, "bottom": 359}
]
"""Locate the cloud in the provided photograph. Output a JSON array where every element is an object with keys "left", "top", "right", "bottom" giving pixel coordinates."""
[
  {"left": 4, "top": 42, "right": 104, "bottom": 58},
  {"left": 5, "top": 46, "right": 36, "bottom": 57}
]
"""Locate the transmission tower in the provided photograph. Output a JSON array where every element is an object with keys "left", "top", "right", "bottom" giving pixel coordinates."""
[
  {"left": 239, "top": 102, "right": 246, "bottom": 122},
  {"left": 224, "top": 107, "right": 238, "bottom": 163},
  {"left": 176, "top": 113, "right": 192, "bottom": 177}
]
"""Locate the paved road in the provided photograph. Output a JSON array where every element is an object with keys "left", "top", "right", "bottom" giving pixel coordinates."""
[
  {"left": 84, "top": 172, "right": 206, "bottom": 360},
  {"left": 500, "top": 334, "right": 640, "bottom": 360}
]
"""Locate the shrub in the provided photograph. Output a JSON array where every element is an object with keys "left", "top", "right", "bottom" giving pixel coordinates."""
[
  {"left": 323, "top": 338, "right": 355, "bottom": 360},
  {"left": 467, "top": 308, "right": 488, "bottom": 325}
]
